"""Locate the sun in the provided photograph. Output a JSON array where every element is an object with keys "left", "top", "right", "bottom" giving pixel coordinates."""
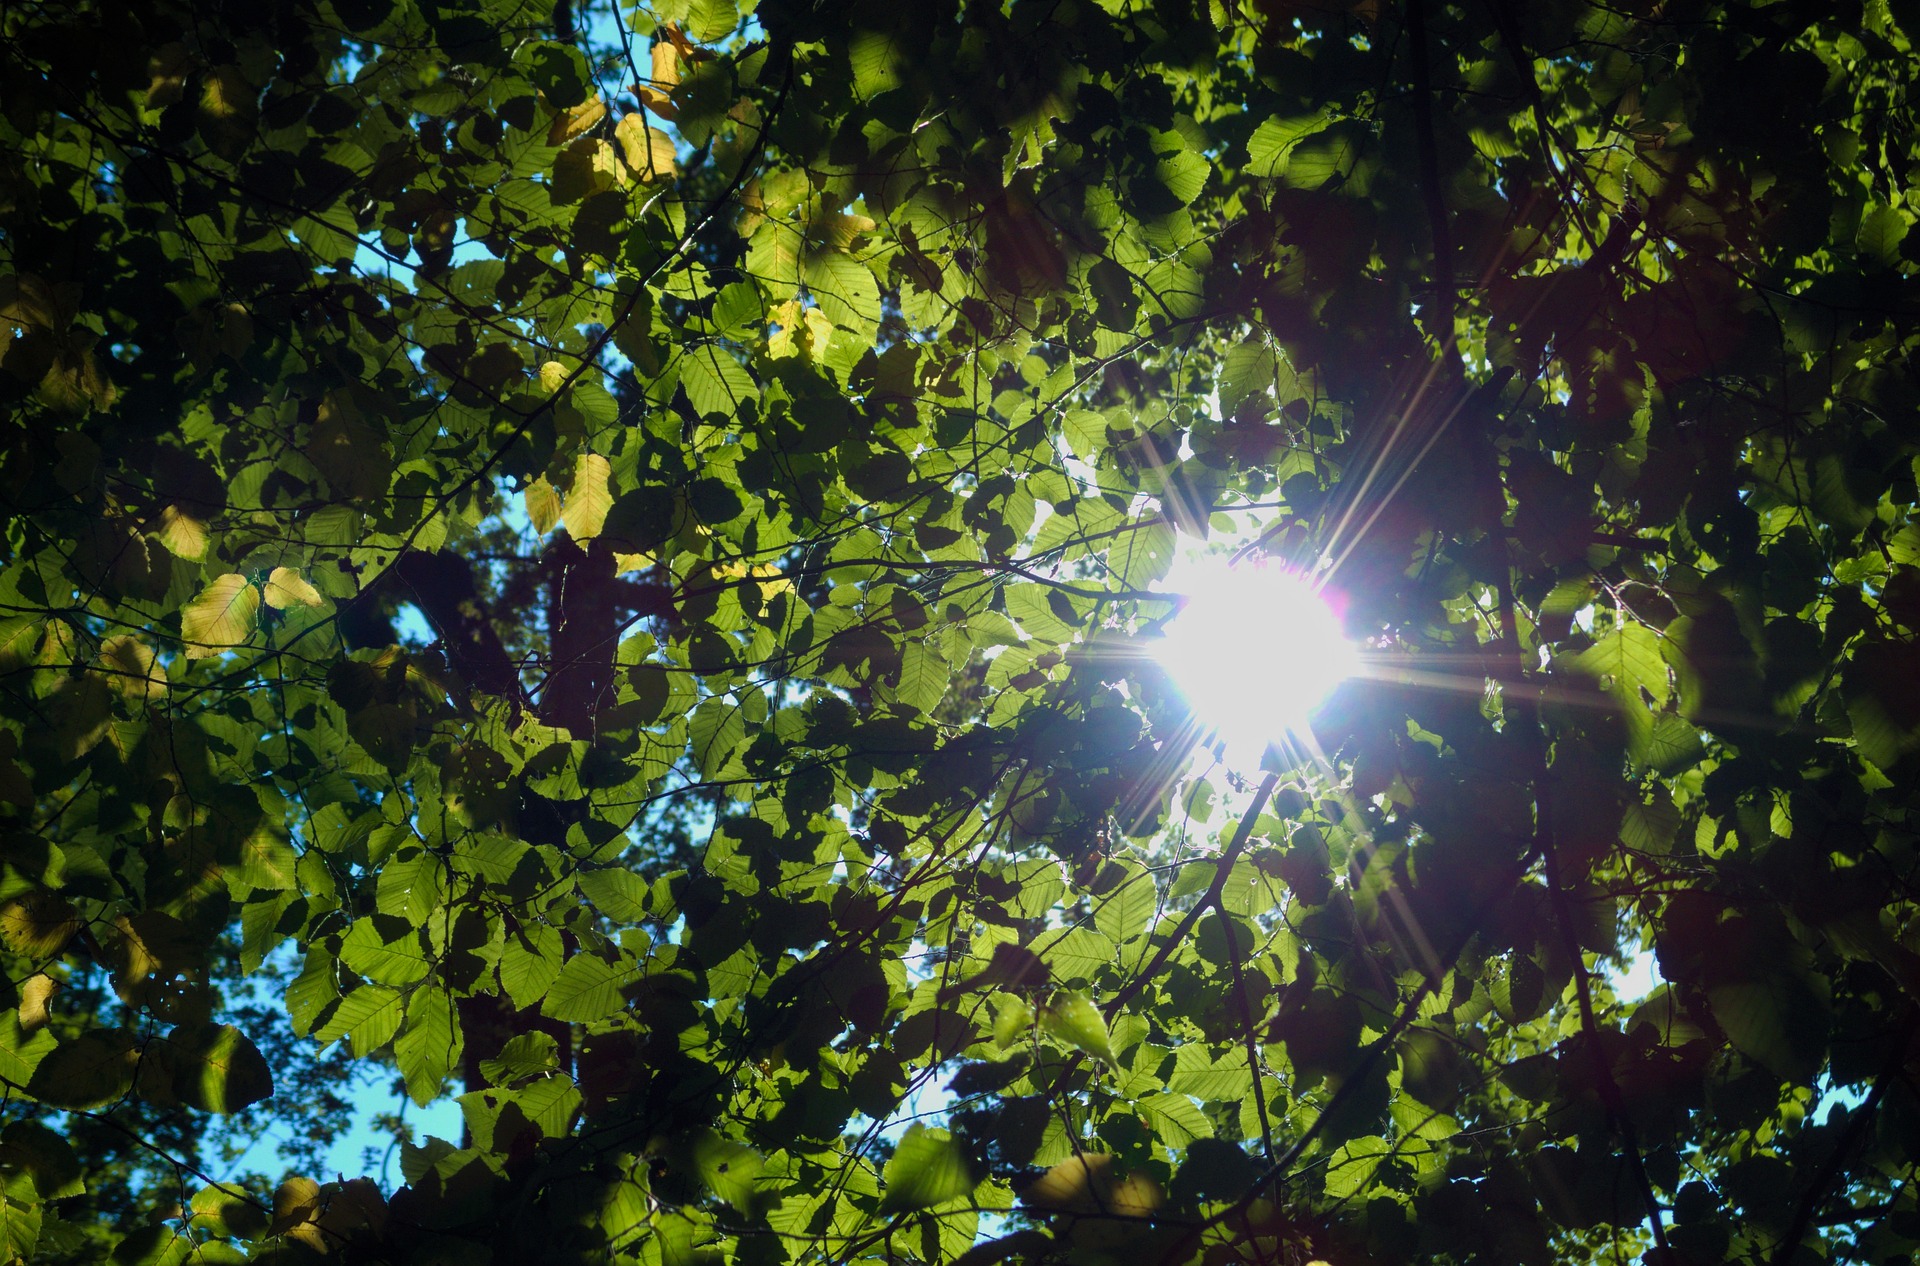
[{"left": 1151, "top": 551, "right": 1359, "bottom": 764}]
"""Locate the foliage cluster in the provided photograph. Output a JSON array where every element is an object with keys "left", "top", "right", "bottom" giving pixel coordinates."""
[{"left": 3, "top": 0, "right": 1920, "bottom": 1262}]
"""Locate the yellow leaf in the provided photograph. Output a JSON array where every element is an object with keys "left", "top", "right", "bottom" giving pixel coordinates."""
[
  {"left": 524, "top": 475, "right": 562, "bottom": 534},
  {"left": 636, "top": 83, "right": 677, "bottom": 120},
  {"left": 0, "top": 894, "right": 79, "bottom": 958},
  {"left": 99, "top": 634, "right": 166, "bottom": 699},
  {"left": 613, "top": 552, "right": 653, "bottom": 574},
  {"left": 199, "top": 65, "right": 253, "bottom": 122},
  {"left": 264, "top": 566, "right": 324, "bottom": 609},
  {"left": 563, "top": 453, "right": 612, "bottom": 542},
  {"left": 107, "top": 914, "right": 160, "bottom": 987},
  {"left": 539, "top": 360, "right": 570, "bottom": 393},
  {"left": 768, "top": 300, "right": 832, "bottom": 361},
  {"left": 146, "top": 42, "right": 192, "bottom": 110},
  {"left": 650, "top": 40, "right": 682, "bottom": 91},
  {"left": 36, "top": 618, "right": 75, "bottom": 669},
  {"left": 271, "top": 1176, "right": 322, "bottom": 1235},
  {"left": 552, "top": 136, "right": 627, "bottom": 201},
  {"left": 546, "top": 94, "right": 608, "bottom": 145},
  {"left": 180, "top": 573, "right": 259, "bottom": 658},
  {"left": 616, "top": 114, "right": 676, "bottom": 183},
  {"left": 18, "top": 974, "right": 55, "bottom": 1031},
  {"left": 153, "top": 505, "right": 208, "bottom": 560}
]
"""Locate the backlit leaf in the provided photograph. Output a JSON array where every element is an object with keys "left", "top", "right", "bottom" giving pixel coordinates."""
[
  {"left": 1040, "top": 991, "right": 1113, "bottom": 1062},
  {"left": 263, "top": 566, "right": 323, "bottom": 609},
  {"left": 180, "top": 574, "right": 259, "bottom": 658},
  {"left": 879, "top": 1125, "right": 976, "bottom": 1213},
  {"left": 563, "top": 453, "right": 613, "bottom": 542}
]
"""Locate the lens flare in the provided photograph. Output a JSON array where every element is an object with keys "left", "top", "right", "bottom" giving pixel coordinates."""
[{"left": 1151, "top": 553, "right": 1357, "bottom": 763}]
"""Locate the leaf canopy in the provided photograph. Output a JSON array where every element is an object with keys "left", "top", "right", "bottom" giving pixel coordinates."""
[{"left": 2, "top": 0, "right": 1920, "bottom": 1263}]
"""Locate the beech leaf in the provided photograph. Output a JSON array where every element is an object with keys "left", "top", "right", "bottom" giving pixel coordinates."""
[
  {"left": 180, "top": 573, "right": 259, "bottom": 658},
  {"left": 563, "top": 453, "right": 613, "bottom": 542},
  {"left": 264, "top": 566, "right": 324, "bottom": 609}
]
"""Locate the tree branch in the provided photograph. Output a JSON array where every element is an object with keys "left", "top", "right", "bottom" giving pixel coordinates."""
[
  {"left": 386, "top": 550, "right": 522, "bottom": 700},
  {"left": 1406, "top": 0, "right": 1460, "bottom": 367},
  {"left": 1771, "top": 1041, "right": 1909, "bottom": 1266}
]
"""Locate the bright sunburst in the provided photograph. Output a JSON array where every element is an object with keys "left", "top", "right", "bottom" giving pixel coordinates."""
[{"left": 1151, "top": 550, "right": 1359, "bottom": 765}]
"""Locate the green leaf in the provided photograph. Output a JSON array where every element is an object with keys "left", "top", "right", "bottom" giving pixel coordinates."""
[
  {"left": 0, "top": 1190, "right": 41, "bottom": 1264},
  {"left": 685, "top": 0, "right": 739, "bottom": 42},
  {"left": 1706, "top": 942, "right": 1831, "bottom": 1083},
  {"left": 376, "top": 851, "right": 444, "bottom": 926},
  {"left": 991, "top": 993, "right": 1034, "bottom": 1049},
  {"left": 527, "top": 41, "right": 592, "bottom": 108},
  {"left": 1040, "top": 991, "right": 1113, "bottom": 1062},
  {"left": 681, "top": 344, "right": 757, "bottom": 420},
  {"left": 340, "top": 917, "right": 432, "bottom": 986},
  {"left": 1093, "top": 864, "right": 1154, "bottom": 946},
  {"left": 577, "top": 868, "right": 651, "bottom": 922},
  {"left": 1490, "top": 953, "right": 1549, "bottom": 1024},
  {"left": 693, "top": 1133, "right": 766, "bottom": 1215},
  {"left": 26, "top": 1029, "right": 137, "bottom": 1109},
  {"left": 541, "top": 951, "right": 634, "bottom": 1022},
  {"left": 1857, "top": 203, "right": 1910, "bottom": 265},
  {"left": 879, "top": 1125, "right": 976, "bottom": 1213},
  {"left": 314, "top": 986, "right": 405, "bottom": 1057},
  {"left": 1245, "top": 111, "right": 1328, "bottom": 177},
  {"left": 689, "top": 695, "right": 746, "bottom": 778},
  {"left": 1568, "top": 623, "right": 1669, "bottom": 708},
  {"left": 1037, "top": 927, "right": 1115, "bottom": 984},
  {"left": 1218, "top": 341, "right": 1279, "bottom": 412},
  {"left": 0, "top": 1120, "right": 84, "bottom": 1200},
  {"left": 893, "top": 641, "right": 951, "bottom": 713},
  {"left": 395, "top": 986, "right": 462, "bottom": 1106},
  {"left": 499, "top": 924, "right": 565, "bottom": 1010},
  {"left": 848, "top": 29, "right": 904, "bottom": 98},
  {"left": 1139, "top": 1091, "right": 1214, "bottom": 1146},
  {"left": 799, "top": 251, "right": 881, "bottom": 334},
  {"left": 478, "top": 1032, "right": 559, "bottom": 1086},
  {"left": 160, "top": 1024, "right": 275, "bottom": 1114},
  {"left": 1322, "top": 1135, "right": 1390, "bottom": 1201}
]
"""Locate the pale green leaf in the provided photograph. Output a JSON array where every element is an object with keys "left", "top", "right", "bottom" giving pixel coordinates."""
[
  {"left": 879, "top": 1125, "right": 976, "bottom": 1213},
  {"left": 1040, "top": 991, "right": 1113, "bottom": 1062},
  {"left": 524, "top": 475, "right": 561, "bottom": 535}
]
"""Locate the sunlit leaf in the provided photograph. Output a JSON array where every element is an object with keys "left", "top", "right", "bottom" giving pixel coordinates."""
[
  {"left": 263, "top": 566, "right": 324, "bottom": 609},
  {"left": 563, "top": 453, "right": 613, "bottom": 542},
  {"left": 879, "top": 1125, "right": 976, "bottom": 1213},
  {"left": 180, "top": 573, "right": 258, "bottom": 658},
  {"left": 1040, "top": 990, "right": 1113, "bottom": 1062}
]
